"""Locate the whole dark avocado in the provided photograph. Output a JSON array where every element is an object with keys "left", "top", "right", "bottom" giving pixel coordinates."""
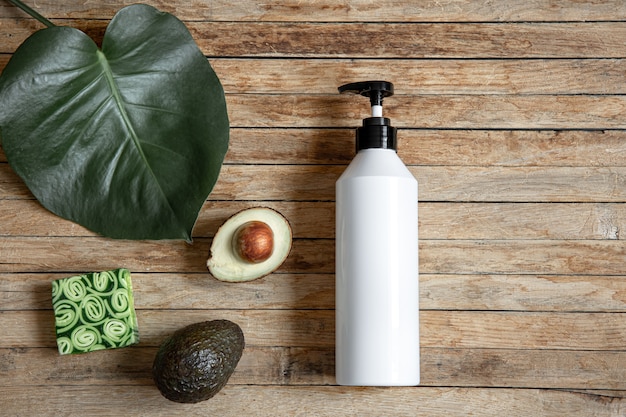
[{"left": 152, "top": 319, "right": 245, "bottom": 403}]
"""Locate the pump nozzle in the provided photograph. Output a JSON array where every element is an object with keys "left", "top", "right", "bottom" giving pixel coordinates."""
[
  {"left": 338, "top": 80, "right": 397, "bottom": 152},
  {"left": 338, "top": 81, "right": 394, "bottom": 117}
]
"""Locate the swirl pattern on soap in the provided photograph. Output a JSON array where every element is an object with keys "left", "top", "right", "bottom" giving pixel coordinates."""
[{"left": 52, "top": 269, "right": 139, "bottom": 355}]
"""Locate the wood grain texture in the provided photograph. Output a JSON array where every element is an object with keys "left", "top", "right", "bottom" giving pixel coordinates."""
[
  {"left": 3, "top": 385, "right": 625, "bottom": 417},
  {"left": 4, "top": 127, "right": 623, "bottom": 167},
  {"left": 0, "top": 236, "right": 623, "bottom": 275},
  {"left": 5, "top": 164, "right": 626, "bottom": 202},
  {"left": 3, "top": 21, "right": 626, "bottom": 58},
  {"left": 3, "top": 346, "right": 626, "bottom": 390},
  {"left": 212, "top": 59, "right": 626, "bottom": 95},
  {"left": 4, "top": 309, "right": 626, "bottom": 350},
  {"left": 3, "top": 57, "right": 626, "bottom": 95},
  {"left": 219, "top": 94, "right": 626, "bottom": 129},
  {"left": 2, "top": 0, "right": 626, "bottom": 22},
  {"left": 1, "top": 0, "right": 626, "bottom": 416},
  {"left": 4, "top": 272, "right": 626, "bottom": 312},
  {"left": 225, "top": 128, "right": 626, "bottom": 166},
  {"left": 2, "top": 200, "right": 625, "bottom": 240}
]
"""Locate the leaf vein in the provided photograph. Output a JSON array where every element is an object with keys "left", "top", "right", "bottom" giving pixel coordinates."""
[{"left": 96, "top": 50, "right": 185, "bottom": 236}]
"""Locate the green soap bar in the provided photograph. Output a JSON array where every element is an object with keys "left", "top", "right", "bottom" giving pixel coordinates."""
[{"left": 52, "top": 268, "right": 139, "bottom": 355}]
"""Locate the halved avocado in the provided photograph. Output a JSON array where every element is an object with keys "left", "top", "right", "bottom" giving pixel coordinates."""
[{"left": 207, "top": 207, "right": 292, "bottom": 282}]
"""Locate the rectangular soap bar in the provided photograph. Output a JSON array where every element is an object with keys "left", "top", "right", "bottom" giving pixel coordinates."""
[{"left": 51, "top": 268, "right": 139, "bottom": 355}]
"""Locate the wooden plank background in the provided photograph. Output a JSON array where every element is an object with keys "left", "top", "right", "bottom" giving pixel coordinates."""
[{"left": 1, "top": 1, "right": 626, "bottom": 415}]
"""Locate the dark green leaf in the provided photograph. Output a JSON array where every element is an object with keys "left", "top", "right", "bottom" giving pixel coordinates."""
[{"left": 0, "top": 4, "right": 229, "bottom": 241}]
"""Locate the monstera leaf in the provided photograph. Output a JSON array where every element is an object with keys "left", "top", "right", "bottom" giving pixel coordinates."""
[{"left": 0, "top": 3, "right": 229, "bottom": 241}]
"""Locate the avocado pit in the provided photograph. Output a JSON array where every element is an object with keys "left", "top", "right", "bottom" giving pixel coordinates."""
[
  {"left": 233, "top": 221, "right": 274, "bottom": 263},
  {"left": 207, "top": 207, "right": 292, "bottom": 282}
]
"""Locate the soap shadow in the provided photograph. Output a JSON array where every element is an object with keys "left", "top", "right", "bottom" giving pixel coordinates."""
[{"left": 33, "top": 278, "right": 57, "bottom": 348}]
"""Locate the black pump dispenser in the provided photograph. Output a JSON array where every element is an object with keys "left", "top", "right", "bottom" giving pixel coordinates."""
[{"left": 338, "top": 81, "right": 397, "bottom": 152}]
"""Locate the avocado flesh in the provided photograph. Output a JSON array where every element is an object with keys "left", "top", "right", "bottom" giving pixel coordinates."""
[
  {"left": 152, "top": 320, "right": 245, "bottom": 403},
  {"left": 207, "top": 207, "right": 292, "bottom": 282}
]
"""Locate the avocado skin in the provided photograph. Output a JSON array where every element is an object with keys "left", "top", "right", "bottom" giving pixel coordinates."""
[{"left": 152, "top": 319, "right": 245, "bottom": 403}]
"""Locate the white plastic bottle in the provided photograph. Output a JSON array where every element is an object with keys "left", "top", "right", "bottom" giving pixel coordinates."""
[{"left": 335, "top": 81, "right": 419, "bottom": 386}]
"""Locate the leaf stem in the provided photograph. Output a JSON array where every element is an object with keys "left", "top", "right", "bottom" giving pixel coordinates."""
[{"left": 6, "top": 0, "right": 55, "bottom": 28}]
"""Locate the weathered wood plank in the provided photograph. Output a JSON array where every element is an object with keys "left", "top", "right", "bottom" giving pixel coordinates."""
[
  {"left": 2, "top": 200, "right": 625, "bottom": 240},
  {"left": 0, "top": 163, "right": 33, "bottom": 199},
  {"left": 3, "top": 57, "right": 625, "bottom": 95},
  {"left": 406, "top": 128, "right": 626, "bottom": 167},
  {"left": 4, "top": 272, "right": 626, "bottom": 313},
  {"left": 4, "top": 128, "right": 626, "bottom": 168},
  {"left": 3, "top": 346, "right": 626, "bottom": 390},
  {"left": 211, "top": 165, "right": 626, "bottom": 203},
  {"left": 425, "top": 310, "right": 626, "bottom": 350},
  {"left": 1, "top": 128, "right": 623, "bottom": 167},
  {"left": 183, "top": 22, "right": 626, "bottom": 59},
  {"left": 4, "top": 309, "right": 626, "bottom": 350},
  {"left": 4, "top": 165, "right": 626, "bottom": 203},
  {"left": 3, "top": 21, "right": 626, "bottom": 58},
  {"left": 421, "top": 239, "right": 626, "bottom": 275},
  {"left": 419, "top": 202, "right": 625, "bottom": 241},
  {"left": 423, "top": 348, "right": 626, "bottom": 390},
  {"left": 209, "top": 165, "right": 626, "bottom": 202},
  {"left": 1, "top": 308, "right": 338, "bottom": 348},
  {"left": 228, "top": 128, "right": 626, "bottom": 166},
  {"left": 0, "top": 237, "right": 624, "bottom": 275},
  {"left": 421, "top": 274, "right": 626, "bottom": 312},
  {"left": 213, "top": 59, "right": 626, "bottom": 95},
  {"left": 0, "top": 236, "right": 212, "bottom": 273},
  {"left": 0, "top": 272, "right": 335, "bottom": 311},
  {"left": 2, "top": 0, "right": 625, "bottom": 22},
  {"left": 2, "top": 385, "right": 624, "bottom": 417},
  {"left": 226, "top": 94, "right": 626, "bottom": 129},
  {"left": 225, "top": 128, "right": 626, "bottom": 166}
]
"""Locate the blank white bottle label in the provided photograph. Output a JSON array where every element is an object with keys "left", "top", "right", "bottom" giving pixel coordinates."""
[{"left": 336, "top": 161, "right": 419, "bottom": 386}]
